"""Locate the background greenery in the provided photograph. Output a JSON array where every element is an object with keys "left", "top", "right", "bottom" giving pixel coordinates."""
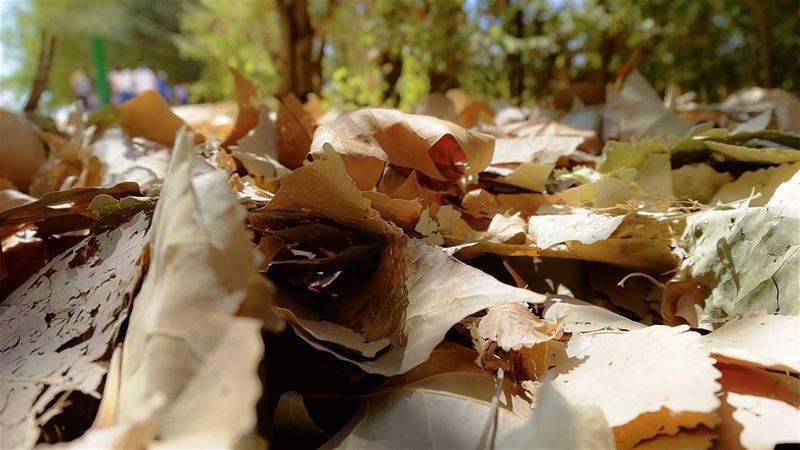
[{"left": 2, "top": 0, "right": 798, "bottom": 110}]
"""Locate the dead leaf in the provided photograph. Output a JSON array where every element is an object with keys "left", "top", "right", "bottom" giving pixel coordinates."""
[
  {"left": 311, "top": 108, "right": 494, "bottom": 189},
  {"left": 0, "top": 213, "right": 150, "bottom": 449},
  {"left": 118, "top": 130, "right": 276, "bottom": 448},
  {"left": 120, "top": 91, "right": 201, "bottom": 147},
  {"left": 499, "top": 381, "right": 616, "bottom": 450},
  {"left": 221, "top": 68, "right": 262, "bottom": 148},
  {"left": 275, "top": 93, "right": 316, "bottom": 169},
  {"left": 549, "top": 325, "right": 721, "bottom": 448}
]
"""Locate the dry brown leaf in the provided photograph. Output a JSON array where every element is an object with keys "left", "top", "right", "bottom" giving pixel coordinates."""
[
  {"left": 0, "top": 213, "right": 150, "bottom": 449},
  {"left": 724, "top": 393, "right": 800, "bottom": 450},
  {"left": 221, "top": 68, "right": 262, "bottom": 148},
  {"left": 120, "top": 91, "right": 201, "bottom": 147},
  {"left": 631, "top": 427, "right": 715, "bottom": 450},
  {"left": 0, "top": 109, "right": 47, "bottom": 190},
  {"left": 0, "top": 182, "right": 141, "bottom": 238},
  {"left": 701, "top": 313, "right": 799, "bottom": 373},
  {"left": 477, "top": 303, "right": 562, "bottom": 351},
  {"left": 118, "top": 131, "right": 277, "bottom": 448},
  {"left": 491, "top": 136, "right": 584, "bottom": 166},
  {"left": 275, "top": 93, "right": 316, "bottom": 169},
  {"left": 322, "top": 352, "right": 526, "bottom": 449},
  {"left": 499, "top": 381, "right": 616, "bottom": 450},
  {"left": 549, "top": 325, "right": 721, "bottom": 448},
  {"left": 362, "top": 190, "right": 422, "bottom": 227},
  {"left": 311, "top": 108, "right": 494, "bottom": 189},
  {"left": 279, "top": 236, "right": 546, "bottom": 376},
  {"left": 543, "top": 295, "right": 646, "bottom": 334},
  {"left": 711, "top": 161, "right": 800, "bottom": 206},
  {"left": 528, "top": 211, "right": 625, "bottom": 249}
]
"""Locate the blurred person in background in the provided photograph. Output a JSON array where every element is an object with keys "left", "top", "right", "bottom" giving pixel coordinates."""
[
  {"left": 173, "top": 82, "right": 189, "bottom": 105},
  {"left": 109, "top": 66, "right": 135, "bottom": 105},
  {"left": 133, "top": 63, "right": 157, "bottom": 95},
  {"left": 156, "top": 70, "right": 172, "bottom": 103},
  {"left": 69, "top": 69, "right": 92, "bottom": 108}
]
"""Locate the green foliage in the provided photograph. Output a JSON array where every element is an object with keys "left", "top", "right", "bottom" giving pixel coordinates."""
[
  {"left": 1, "top": 0, "right": 201, "bottom": 110},
  {"left": 175, "top": 0, "right": 281, "bottom": 102},
  {"left": 2, "top": 0, "right": 798, "bottom": 109}
]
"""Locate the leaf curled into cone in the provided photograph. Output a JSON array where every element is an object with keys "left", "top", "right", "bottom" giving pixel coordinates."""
[{"left": 310, "top": 108, "right": 494, "bottom": 190}]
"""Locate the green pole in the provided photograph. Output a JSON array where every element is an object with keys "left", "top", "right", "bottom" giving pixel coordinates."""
[{"left": 90, "top": 37, "right": 110, "bottom": 105}]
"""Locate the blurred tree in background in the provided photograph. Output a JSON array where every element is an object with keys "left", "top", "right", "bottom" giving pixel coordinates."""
[
  {"left": 2, "top": 0, "right": 798, "bottom": 110},
  {"left": 1, "top": 0, "right": 202, "bottom": 108}
]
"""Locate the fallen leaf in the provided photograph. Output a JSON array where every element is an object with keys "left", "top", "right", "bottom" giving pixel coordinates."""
[
  {"left": 221, "top": 68, "right": 262, "bottom": 148},
  {"left": 680, "top": 205, "right": 800, "bottom": 317},
  {"left": 499, "top": 382, "right": 615, "bottom": 450},
  {"left": 528, "top": 211, "right": 625, "bottom": 249},
  {"left": 477, "top": 303, "right": 562, "bottom": 351},
  {"left": 0, "top": 213, "right": 150, "bottom": 449},
  {"left": 275, "top": 93, "right": 316, "bottom": 169},
  {"left": 118, "top": 131, "right": 275, "bottom": 447},
  {"left": 549, "top": 325, "right": 721, "bottom": 448},
  {"left": 120, "top": 91, "right": 200, "bottom": 147},
  {"left": 725, "top": 393, "right": 800, "bottom": 450},
  {"left": 311, "top": 108, "right": 494, "bottom": 189},
  {"left": 701, "top": 312, "right": 799, "bottom": 373}
]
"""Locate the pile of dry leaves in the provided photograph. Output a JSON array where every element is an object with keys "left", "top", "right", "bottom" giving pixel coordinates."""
[{"left": 1, "top": 70, "right": 798, "bottom": 450}]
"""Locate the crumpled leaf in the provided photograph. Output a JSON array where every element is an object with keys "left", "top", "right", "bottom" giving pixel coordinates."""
[
  {"left": 0, "top": 182, "right": 141, "bottom": 239},
  {"left": 1, "top": 212, "right": 150, "bottom": 449},
  {"left": 92, "top": 129, "right": 170, "bottom": 188},
  {"left": 701, "top": 312, "right": 799, "bottom": 373},
  {"left": 499, "top": 382, "right": 616, "bottom": 450},
  {"left": 680, "top": 205, "right": 800, "bottom": 317},
  {"left": 528, "top": 211, "right": 625, "bottom": 249},
  {"left": 118, "top": 131, "right": 277, "bottom": 448},
  {"left": 477, "top": 303, "right": 562, "bottom": 351},
  {"left": 310, "top": 108, "right": 494, "bottom": 189},
  {"left": 549, "top": 325, "right": 721, "bottom": 448},
  {"left": 120, "top": 91, "right": 200, "bottom": 148}
]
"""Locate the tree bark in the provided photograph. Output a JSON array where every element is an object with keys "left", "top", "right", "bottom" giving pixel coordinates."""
[
  {"left": 276, "top": 0, "right": 315, "bottom": 99},
  {"left": 750, "top": 0, "right": 772, "bottom": 87}
]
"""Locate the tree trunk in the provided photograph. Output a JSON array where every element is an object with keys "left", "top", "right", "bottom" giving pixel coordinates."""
[
  {"left": 750, "top": 0, "right": 772, "bottom": 87},
  {"left": 506, "top": 8, "right": 525, "bottom": 98},
  {"left": 276, "top": 0, "right": 315, "bottom": 99}
]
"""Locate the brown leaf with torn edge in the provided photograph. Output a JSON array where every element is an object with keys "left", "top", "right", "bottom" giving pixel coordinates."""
[
  {"left": 0, "top": 182, "right": 141, "bottom": 238},
  {"left": 275, "top": 93, "right": 316, "bottom": 169},
  {"left": 222, "top": 68, "right": 262, "bottom": 148},
  {"left": 549, "top": 325, "right": 722, "bottom": 448},
  {"left": 117, "top": 130, "right": 278, "bottom": 448},
  {"left": 1, "top": 212, "right": 150, "bottom": 449}
]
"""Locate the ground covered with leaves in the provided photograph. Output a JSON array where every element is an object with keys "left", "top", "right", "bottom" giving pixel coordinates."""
[{"left": 1, "top": 71, "right": 799, "bottom": 450}]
